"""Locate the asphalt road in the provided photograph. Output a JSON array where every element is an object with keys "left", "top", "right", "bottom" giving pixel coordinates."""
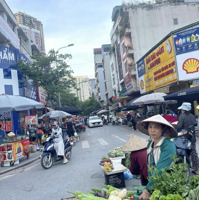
[{"left": 0, "top": 124, "right": 199, "bottom": 200}]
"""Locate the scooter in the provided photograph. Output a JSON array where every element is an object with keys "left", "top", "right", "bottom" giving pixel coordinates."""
[
  {"left": 112, "top": 117, "right": 122, "bottom": 125},
  {"left": 40, "top": 136, "right": 72, "bottom": 169}
]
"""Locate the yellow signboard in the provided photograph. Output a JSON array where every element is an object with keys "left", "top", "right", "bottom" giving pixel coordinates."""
[{"left": 144, "top": 36, "right": 177, "bottom": 92}]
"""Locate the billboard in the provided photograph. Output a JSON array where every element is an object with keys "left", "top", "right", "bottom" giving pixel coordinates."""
[
  {"left": 173, "top": 26, "right": 199, "bottom": 81},
  {"left": 137, "top": 36, "right": 177, "bottom": 93}
]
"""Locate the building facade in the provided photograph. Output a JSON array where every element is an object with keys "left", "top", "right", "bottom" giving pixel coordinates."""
[
  {"left": 15, "top": 11, "right": 45, "bottom": 53},
  {"left": 110, "top": 1, "right": 199, "bottom": 101},
  {"left": 93, "top": 48, "right": 106, "bottom": 104},
  {"left": 75, "top": 76, "right": 91, "bottom": 101},
  {"left": 89, "top": 78, "right": 96, "bottom": 98}
]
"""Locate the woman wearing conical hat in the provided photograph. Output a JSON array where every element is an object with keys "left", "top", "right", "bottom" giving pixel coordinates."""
[
  {"left": 122, "top": 134, "right": 148, "bottom": 186},
  {"left": 136, "top": 114, "right": 177, "bottom": 200}
]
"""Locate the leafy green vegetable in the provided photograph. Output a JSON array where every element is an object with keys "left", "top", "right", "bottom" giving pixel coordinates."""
[{"left": 150, "top": 190, "right": 185, "bottom": 200}]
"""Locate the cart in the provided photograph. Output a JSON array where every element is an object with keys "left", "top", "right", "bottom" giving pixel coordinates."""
[{"left": 0, "top": 136, "right": 30, "bottom": 167}]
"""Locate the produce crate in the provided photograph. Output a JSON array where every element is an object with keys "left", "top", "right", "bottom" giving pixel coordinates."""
[{"left": 104, "top": 172, "right": 125, "bottom": 188}]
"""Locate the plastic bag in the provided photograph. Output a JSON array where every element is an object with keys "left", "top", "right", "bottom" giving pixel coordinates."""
[{"left": 74, "top": 132, "right": 77, "bottom": 136}]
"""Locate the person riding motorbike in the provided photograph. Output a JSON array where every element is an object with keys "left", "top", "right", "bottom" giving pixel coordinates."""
[
  {"left": 51, "top": 124, "right": 68, "bottom": 164},
  {"left": 174, "top": 102, "right": 199, "bottom": 175}
]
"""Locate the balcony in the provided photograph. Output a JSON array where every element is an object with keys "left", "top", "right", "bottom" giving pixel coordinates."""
[{"left": 124, "top": 28, "right": 131, "bottom": 37}]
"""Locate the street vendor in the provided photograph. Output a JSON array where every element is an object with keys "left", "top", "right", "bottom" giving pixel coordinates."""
[
  {"left": 0, "top": 124, "right": 6, "bottom": 142},
  {"left": 136, "top": 114, "right": 177, "bottom": 199},
  {"left": 122, "top": 134, "right": 148, "bottom": 186}
]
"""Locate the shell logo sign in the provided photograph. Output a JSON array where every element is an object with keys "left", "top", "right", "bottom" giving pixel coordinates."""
[
  {"left": 140, "top": 80, "right": 144, "bottom": 90},
  {"left": 182, "top": 58, "right": 199, "bottom": 74}
]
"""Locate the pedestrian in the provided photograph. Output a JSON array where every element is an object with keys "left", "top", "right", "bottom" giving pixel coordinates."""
[
  {"left": 174, "top": 102, "right": 199, "bottom": 175},
  {"left": 137, "top": 114, "right": 177, "bottom": 199},
  {"left": 36, "top": 124, "right": 44, "bottom": 146},
  {"left": 126, "top": 112, "right": 131, "bottom": 122},
  {"left": 0, "top": 124, "right": 6, "bottom": 143},
  {"left": 51, "top": 124, "right": 68, "bottom": 164},
  {"left": 65, "top": 118, "right": 76, "bottom": 145},
  {"left": 122, "top": 134, "right": 148, "bottom": 186}
]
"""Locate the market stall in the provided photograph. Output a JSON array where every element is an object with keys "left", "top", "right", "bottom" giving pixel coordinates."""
[{"left": 0, "top": 135, "right": 30, "bottom": 167}]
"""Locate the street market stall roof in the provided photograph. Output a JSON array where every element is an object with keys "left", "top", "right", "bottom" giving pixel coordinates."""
[
  {"left": 56, "top": 106, "right": 82, "bottom": 115},
  {"left": 0, "top": 95, "right": 44, "bottom": 112},
  {"left": 164, "top": 86, "right": 199, "bottom": 101}
]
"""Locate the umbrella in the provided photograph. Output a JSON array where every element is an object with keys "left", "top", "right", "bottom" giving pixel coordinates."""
[
  {"left": 130, "top": 93, "right": 166, "bottom": 106},
  {"left": 97, "top": 109, "right": 109, "bottom": 114},
  {"left": 0, "top": 95, "right": 44, "bottom": 112},
  {"left": 39, "top": 110, "right": 71, "bottom": 119}
]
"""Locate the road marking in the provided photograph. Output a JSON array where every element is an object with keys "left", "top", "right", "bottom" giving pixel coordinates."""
[
  {"left": 82, "top": 140, "right": 90, "bottom": 148},
  {"left": 97, "top": 138, "right": 108, "bottom": 145},
  {"left": 112, "top": 135, "right": 127, "bottom": 142}
]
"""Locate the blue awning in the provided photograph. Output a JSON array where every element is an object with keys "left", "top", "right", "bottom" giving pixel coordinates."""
[{"left": 164, "top": 86, "right": 199, "bottom": 101}]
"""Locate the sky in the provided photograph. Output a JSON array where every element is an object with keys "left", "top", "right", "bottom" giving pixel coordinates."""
[{"left": 6, "top": 0, "right": 126, "bottom": 78}]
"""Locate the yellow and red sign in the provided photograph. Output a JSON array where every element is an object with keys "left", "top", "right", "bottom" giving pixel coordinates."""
[
  {"left": 138, "top": 36, "right": 177, "bottom": 93},
  {"left": 25, "top": 115, "right": 37, "bottom": 125}
]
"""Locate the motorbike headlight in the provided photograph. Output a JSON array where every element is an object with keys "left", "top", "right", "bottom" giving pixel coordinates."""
[{"left": 47, "top": 144, "right": 54, "bottom": 151}]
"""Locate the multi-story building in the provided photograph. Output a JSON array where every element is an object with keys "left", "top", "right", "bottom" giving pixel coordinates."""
[
  {"left": 15, "top": 11, "right": 45, "bottom": 53},
  {"left": 110, "top": 1, "right": 199, "bottom": 99},
  {"left": 75, "top": 76, "right": 91, "bottom": 101},
  {"left": 89, "top": 78, "right": 96, "bottom": 98},
  {"left": 101, "top": 44, "right": 113, "bottom": 106},
  {"left": 93, "top": 48, "right": 106, "bottom": 105}
]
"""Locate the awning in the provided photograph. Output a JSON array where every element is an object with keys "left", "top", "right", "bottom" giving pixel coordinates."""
[
  {"left": 121, "top": 105, "right": 139, "bottom": 111},
  {"left": 164, "top": 86, "right": 199, "bottom": 101}
]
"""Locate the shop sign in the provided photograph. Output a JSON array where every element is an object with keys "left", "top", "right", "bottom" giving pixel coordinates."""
[
  {"left": 23, "top": 81, "right": 38, "bottom": 101},
  {"left": 37, "top": 87, "right": 47, "bottom": 105},
  {"left": 25, "top": 115, "right": 37, "bottom": 125},
  {"left": 123, "top": 73, "right": 134, "bottom": 95},
  {"left": 137, "top": 37, "right": 177, "bottom": 94},
  {"left": 0, "top": 112, "right": 12, "bottom": 131},
  {"left": 119, "top": 88, "right": 127, "bottom": 97},
  {"left": 176, "top": 50, "right": 199, "bottom": 81},
  {"left": 0, "top": 16, "right": 20, "bottom": 49},
  {"left": 173, "top": 26, "right": 199, "bottom": 55}
]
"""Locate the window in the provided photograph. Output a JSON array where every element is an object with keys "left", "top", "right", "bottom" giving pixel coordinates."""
[
  {"left": 173, "top": 18, "right": 178, "bottom": 25},
  {"left": 122, "top": 43, "right": 126, "bottom": 54},
  {"left": 5, "top": 85, "right": 13, "bottom": 95},
  {"left": 111, "top": 64, "right": 114, "bottom": 72},
  {"left": 3, "top": 69, "right": 12, "bottom": 79},
  {"left": 124, "top": 62, "right": 128, "bottom": 74}
]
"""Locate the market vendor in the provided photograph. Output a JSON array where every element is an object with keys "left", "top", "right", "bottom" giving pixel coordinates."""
[
  {"left": 136, "top": 114, "right": 177, "bottom": 199},
  {"left": 122, "top": 134, "right": 148, "bottom": 186},
  {"left": 0, "top": 124, "right": 6, "bottom": 142}
]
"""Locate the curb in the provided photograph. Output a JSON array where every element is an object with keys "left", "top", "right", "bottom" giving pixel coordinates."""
[{"left": 0, "top": 156, "right": 40, "bottom": 175}]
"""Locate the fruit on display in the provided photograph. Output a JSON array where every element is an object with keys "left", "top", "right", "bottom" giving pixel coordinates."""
[
  {"left": 104, "top": 162, "right": 114, "bottom": 172},
  {"left": 99, "top": 158, "right": 112, "bottom": 166}
]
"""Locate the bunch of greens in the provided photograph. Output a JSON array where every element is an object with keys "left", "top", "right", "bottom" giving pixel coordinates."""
[
  {"left": 148, "top": 155, "right": 190, "bottom": 198},
  {"left": 150, "top": 190, "right": 185, "bottom": 200}
]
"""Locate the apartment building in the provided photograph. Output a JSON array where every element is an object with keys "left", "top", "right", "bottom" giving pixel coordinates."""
[
  {"left": 75, "top": 76, "right": 91, "bottom": 102},
  {"left": 15, "top": 11, "right": 45, "bottom": 53}
]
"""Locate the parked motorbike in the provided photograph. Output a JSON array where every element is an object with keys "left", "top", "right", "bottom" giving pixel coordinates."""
[
  {"left": 112, "top": 117, "right": 122, "bottom": 125},
  {"left": 40, "top": 135, "right": 72, "bottom": 169},
  {"left": 75, "top": 122, "right": 86, "bottom": 133}
]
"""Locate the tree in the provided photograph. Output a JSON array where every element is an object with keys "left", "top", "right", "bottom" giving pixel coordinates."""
[
  {"left": 16, "top": 49, "right": 76, "bottom": 107},
  {"left": 79, "top": 97, "right": 101, "bottom": 115}
]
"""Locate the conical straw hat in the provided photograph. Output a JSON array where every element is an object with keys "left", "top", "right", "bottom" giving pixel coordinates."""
[
  {"left": 136, "top": 114, "right": 177, "bottom": 139},
  {"left": 7, "top": 132, "right": 15, "bottom": 136},
  {"left": 122, "top": 134, "right": 148, "bottom": 152}
]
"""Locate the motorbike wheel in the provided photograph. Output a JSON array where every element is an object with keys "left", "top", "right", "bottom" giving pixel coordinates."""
[
  {"left": 65, "top": 150, "right": 72, "bottom": 160},
  {"left": 112, "top": 121, "right": 115, "bottom": 125},
  {"left": 41, "top": 154, "right": 53, "bottom": 169},
  {"left": 76, "top": 128, "right": 81, "bottom": 133},
  {"left": 82, "top": 128, "right": 86, "bottom": 132}
]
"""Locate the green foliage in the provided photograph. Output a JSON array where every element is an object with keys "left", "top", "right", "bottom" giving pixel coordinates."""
[
  {"left": 16, "top": 49, "right": 75, "bottom": 106},
  {"left": 78, "top": 96, "right": 101, "bottom": 115},
  {"left": 150, "top": 190, "right": 185, "bottom": 200},
  {"left": 148, "top": 155, "right": 189, "bottom": 197},
  {"left": 124, "top": 152, "right": 131, "bottom": 169},
  {"left": 189, "top": 175, "right": 199, "bottom": 190}
]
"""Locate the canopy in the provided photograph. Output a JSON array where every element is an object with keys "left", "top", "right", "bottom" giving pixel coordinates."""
[
  {"left": 56, "top": 106, "right": 82, "bottom": 115},
  {"left": 164, "top": 86, "right": 199, "bottom": 101},
  {"left": 39, "top": 110, "right": 71, "bottom": 119},
  {"left": 130, "top": 93, "right": 166, "bottom": 106},
  {"left": 0, "top": 95, "right": 44, "bottom": 112},
  {"left": 97, "top": 109, "right": 109, "bottom": 114}
]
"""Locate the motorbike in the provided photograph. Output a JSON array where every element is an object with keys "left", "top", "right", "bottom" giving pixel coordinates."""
[
  {"left": 75, "top": 122, "right": 86, "bottom": 133},
  {"left": 172, "top": 124, "right": 196, "bottom": 170},
  {"left": 112, "top": 117, "right": 122, "bottom": 125},
  {"left": 40, "top": 135, "right": 72, "bottom": 169}
]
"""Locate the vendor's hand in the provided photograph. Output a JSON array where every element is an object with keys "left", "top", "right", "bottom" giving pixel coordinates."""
[{"left": 139, "top": 189, "right": 151, "bottom": 200}]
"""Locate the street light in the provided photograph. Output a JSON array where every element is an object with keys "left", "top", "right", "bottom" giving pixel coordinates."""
[{"left": 56, "top": 44, "right": 74, "bottom": 107}]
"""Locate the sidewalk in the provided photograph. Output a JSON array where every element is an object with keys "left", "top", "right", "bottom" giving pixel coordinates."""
[{"left": 0, "top": 150, "right": 41, "bottom": 175}]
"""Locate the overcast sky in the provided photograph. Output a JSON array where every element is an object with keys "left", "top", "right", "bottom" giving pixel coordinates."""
[{"left": 6, "top": 0, "right": 125, "bottom": 78}]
